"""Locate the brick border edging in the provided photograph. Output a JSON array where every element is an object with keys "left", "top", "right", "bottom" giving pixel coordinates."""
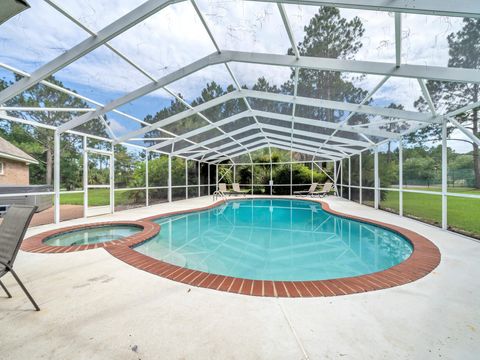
[
  {"left": 104, "top": 197, "right": 441, "bottom": 297},
  {"left": 21, "top": 221, "right": 160, "bottom": 253}
]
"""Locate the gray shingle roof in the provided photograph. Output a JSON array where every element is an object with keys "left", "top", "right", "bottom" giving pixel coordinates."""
[{"left": 0, "top": 136, "right": 38, "bottom": 164}]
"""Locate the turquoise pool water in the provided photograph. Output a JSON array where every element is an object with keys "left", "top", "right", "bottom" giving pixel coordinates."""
[
  {"left": 45, "top": 225, "right": 141, "bottom": 246},
  {"left": 135, "top": 199, "right": 413, "bottom": 281}
]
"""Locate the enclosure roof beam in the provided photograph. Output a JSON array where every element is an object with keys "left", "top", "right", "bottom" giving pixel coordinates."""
[
  {"left": 445, "top": 100, "right": 480, "bottom": 118},
  {"left": 190, "top": 130, "right": 344, "bottom": 160},
  {"left": 0, "top": 0, "right": 180, "bottom": 104},
  {"left": 262, "top": 129, "right": 360, "bottom": 154},
  {"left": 225, "top": 51, "right": 480, "bottom": 83},
  {"left": 203, "top": 138, "right": 334, "bottom": 162},
  {"left": 250, "top": 0, "right": 480, "bottom": 18},
  {"left": 418, "top": 79, "right": 437, "bottom": 115},
  {"left": 253, "top": 110, "right": 398, "bottom": 138},
  {"left": 203, "top": 139, "right": 269, "bottom": 161},
  {"left": 210, "top": 141, "right": 339, "bottom": 163},
  {"left": 203, "top": 133, "right": 268, "bottom": 156},
  {"left": 0, "top": 107, "right": 95, "bottom": 112},
  {"left": 266, "top": 135, "right": 347, "bottom": 158},
  {"left": 395, "top": 13, "right": 402, "bottom": 67},
  {"left": 188, "top": 137, "right": 261, "bottom": 159},
  {"left": 243, "top": 90, "right": 439, "bottom": 123},
  {"left": 277, "top": 3, "right": 300, "bottom": 60},
  {"left": 351, "top": 118, "right": 415, "bottom": 128},
  {"left": 261, "top": 132, "right": 349, "bottom": 156},
  {"left": 269, "top": 140, "right": 342, "bottom": 159},
  {"left": 211, "top": 143, "right": 339, "bottom": 163},
  {"left": 172, "top": 123, "right": 259, "bottom": 155},
  {"left": 0, "top": 113, "right": 56, "bottom": 130},
  {"left": 260, "top": 123, "right": 369, "bottom": 147},
  {"left": 448, "top": 117, "right": 480, "bottom": 146},
  {"left": 211, "top": 144, "right": 270, "bottom": 163},
  {"left": 0, "top": 74, "right": 233, "bottom": 163},
  {"left": 147, "top": 111, "right": 251, "bottom": 151},
  {"left": 183, "top": 122, "right": 358, "bottom": 158},
  {"left": 176, "top": 130, "right": 261, "bottom": 159},
  {"left": 175, "top": 122, "right": 356, "bottom": 158}
]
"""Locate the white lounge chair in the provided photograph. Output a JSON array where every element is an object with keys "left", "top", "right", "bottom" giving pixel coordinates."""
[
  {"left": 294, "top": 183, "right": 318, "bottom": 197},
  {"left": 218, "top": 183, "right": 248, "bottom": 197},
  {"left": 217, "top": 183, "right": 230, "bottom": 196},
  {"left": 312, "top": 182, "right": 334, "bottom": 197},
  {"left": 232, "top": 183, "right": 248, "bottom": 196}
]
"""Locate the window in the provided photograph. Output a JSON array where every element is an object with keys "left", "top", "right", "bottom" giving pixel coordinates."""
[{"left": 0, "top": 162, "right": 4, "bottom": 175}]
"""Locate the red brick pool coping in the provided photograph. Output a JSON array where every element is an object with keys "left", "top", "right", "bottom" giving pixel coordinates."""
[
  {"left": 21, "top": 198, "right": 441, "bottom": 297},
  {"left": 21, "top": 221, "right": 160, "bottom": 253}
]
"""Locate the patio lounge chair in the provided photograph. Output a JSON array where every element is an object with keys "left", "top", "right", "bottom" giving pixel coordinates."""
[
  {"left": 218, "top": 183, "right": 231, "bottom": 196},
  {"left": 218, "top": 183, "right": 248, "bottom": 197},
  {"left": 312, "top": 182, "right": 334, "bottom": 198},
  {"left": 0, "top": 205, "right": 40, "bottom": 311},
  {"left": 232, "top": 183, "right": 248, "bottom": 196},
  {"left": 294, "top": 183, "right": 318, "bottom": 197}
]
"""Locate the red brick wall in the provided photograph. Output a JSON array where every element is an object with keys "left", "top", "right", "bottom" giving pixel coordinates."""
[{"left": 0, "top": 159, "right": 30, "bottom": 185}]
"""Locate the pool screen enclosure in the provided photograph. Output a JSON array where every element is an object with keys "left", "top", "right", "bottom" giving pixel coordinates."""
[{"left": 0, "top": 0, "right": 479, "bottom": 236}]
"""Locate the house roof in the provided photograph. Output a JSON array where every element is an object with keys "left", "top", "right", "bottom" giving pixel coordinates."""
[{"left": 0, "top": 136, "right": 38, "bottom": 165}]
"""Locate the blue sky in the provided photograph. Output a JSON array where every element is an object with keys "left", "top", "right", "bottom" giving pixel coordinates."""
[{"left": 0, "top": 0, "right": 474, "bottom": 152}]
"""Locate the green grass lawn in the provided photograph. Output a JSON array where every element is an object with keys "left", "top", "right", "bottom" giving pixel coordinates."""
[
  {"left": 60, "top": 188, "right": 138, "bottom": 207},
  {"left": 380, "top": 187, "right": 480, "bottom": 238}
]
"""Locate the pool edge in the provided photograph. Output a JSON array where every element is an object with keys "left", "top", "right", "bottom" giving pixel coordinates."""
[{"left": 106, "top": 197, "right": 441, "bottom": 298}]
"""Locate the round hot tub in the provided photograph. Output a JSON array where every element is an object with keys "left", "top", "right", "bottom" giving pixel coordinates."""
[
  {"left": 21, "top": 221, "right": 160, "bottom": 253},
  {"left": 44, "top": 224, "right": 142, "bottom": 247}
]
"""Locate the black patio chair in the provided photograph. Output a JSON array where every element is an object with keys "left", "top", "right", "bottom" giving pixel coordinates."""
[{"left": 0, "top": 205, "right": 39, "bottom": 311}]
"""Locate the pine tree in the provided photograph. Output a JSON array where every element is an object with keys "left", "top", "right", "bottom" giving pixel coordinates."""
[
  {"left": 414, "top": 18, "right": 480, "bottom": 188},
  {"left": 286, "top": 7, "right": 368, "bottom": 125}
]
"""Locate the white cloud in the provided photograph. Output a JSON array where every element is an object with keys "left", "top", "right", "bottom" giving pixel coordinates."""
[
  {"left": 0, "top": 0, "right": 88, "bottom": 72},
  {"left": 373, "top": 77, "right": 423, "bottom": 111},
  {"left": 108, "top": 117, "right": 130, "bottom": 136}
]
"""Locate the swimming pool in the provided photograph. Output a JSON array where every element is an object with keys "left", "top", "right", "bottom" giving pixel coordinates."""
[
  {"left": 135, "top": 199, "right": 413, "bottom": 281},
  {"left": 44, "top": 225, "right": 142, "bottom": 246}
]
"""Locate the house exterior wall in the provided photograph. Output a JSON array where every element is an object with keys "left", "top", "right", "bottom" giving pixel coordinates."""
[{"left": 0, "top": 158, "right": 29, "bottom": 185}]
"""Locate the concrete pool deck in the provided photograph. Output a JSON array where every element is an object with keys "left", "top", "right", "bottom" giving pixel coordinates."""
[{"left": 1, "top": 196, "right": 479, "bottom": 359}]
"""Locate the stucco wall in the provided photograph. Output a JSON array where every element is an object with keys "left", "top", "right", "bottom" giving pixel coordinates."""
[{"left": 0, "top": 158, "right": 30, "bottom": 185}]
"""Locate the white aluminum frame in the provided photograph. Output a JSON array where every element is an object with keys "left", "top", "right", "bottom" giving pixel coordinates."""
[{"left": 0, "top": 0, "right": 478, "bottom": 237}]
